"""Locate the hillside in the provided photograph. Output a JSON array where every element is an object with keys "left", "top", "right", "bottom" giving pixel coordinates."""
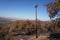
[{"left": 0, "top": 17, "right": 60, "bottom": 40}]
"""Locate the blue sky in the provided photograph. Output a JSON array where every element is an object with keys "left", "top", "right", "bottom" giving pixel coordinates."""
[{"left": 0, "top": 0, "right": 55, "bottom": 21}]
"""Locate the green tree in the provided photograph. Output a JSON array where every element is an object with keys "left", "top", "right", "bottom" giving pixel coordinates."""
[{"left": 46, "top": 0, "right": 60, "bottom": 19}]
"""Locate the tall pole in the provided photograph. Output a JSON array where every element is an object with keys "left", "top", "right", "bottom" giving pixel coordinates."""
[{"left": 35, "top": 1, "right": 38, "bottom": 38}]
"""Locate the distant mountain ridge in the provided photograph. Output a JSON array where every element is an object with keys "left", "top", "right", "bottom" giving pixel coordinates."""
[{"left": 0, "top": 17, "right": 17, "bottom": 22}]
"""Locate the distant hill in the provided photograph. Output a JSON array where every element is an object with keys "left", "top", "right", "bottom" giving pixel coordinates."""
[
  {"left": 0, "top": 17, "right": 15, "bottom": 28},
  {"left": 0, "top": 17, "right": 17, "bottom": 22}
]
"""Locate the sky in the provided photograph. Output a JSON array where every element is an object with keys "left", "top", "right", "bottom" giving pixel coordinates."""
[{"left": 0, "top": 0, "right": 55, "bottom": 21}]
